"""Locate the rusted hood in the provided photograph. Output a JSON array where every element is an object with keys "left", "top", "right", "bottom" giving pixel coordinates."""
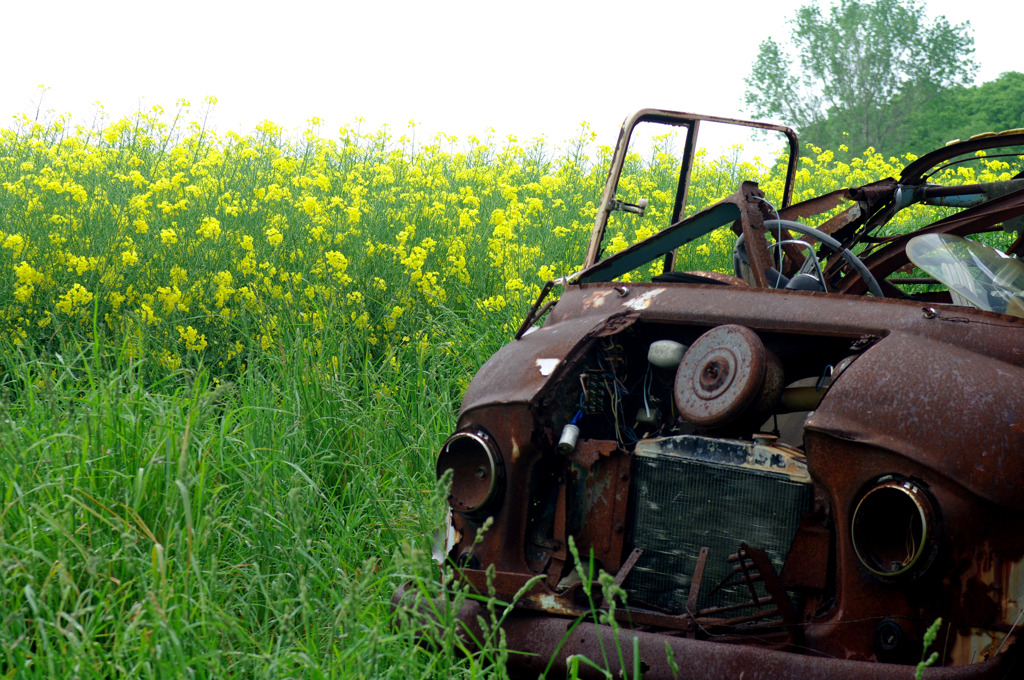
[
  {"left": 464, "top": 283, "right": 1024, "bottom": 419},
  {"left": 806, "top": 330, "right": 1024, "bottom": 510},
  {"left": 460, "top": 308, "right": 638, "bottom": 414}
]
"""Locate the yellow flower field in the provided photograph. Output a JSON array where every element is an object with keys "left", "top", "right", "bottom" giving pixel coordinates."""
[{"left": 1, "top": 102, "right": 1017, "bottom": 378}]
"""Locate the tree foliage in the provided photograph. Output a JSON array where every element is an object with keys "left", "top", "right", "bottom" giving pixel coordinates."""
[
  {"left": 897, "top": 71, "right": 1024, "bottom": 152},
  {"left": 744, "top": 0, "right": 976, "bottom": 153}
]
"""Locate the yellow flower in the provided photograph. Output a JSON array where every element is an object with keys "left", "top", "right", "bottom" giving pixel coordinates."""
[
  {"left": 107, "top": 291, "right": 126, "bottom": 311},
  {"left": 301, "top": 196, "right": 319, "bottom": 216},
  {"left": 213, "top": 270, "right": 235, "bottom": 308},
  {"left": 66, "top": 254, "right": 99, "bottom": 276},
  {"left": 156, "top": 285, "right": 187, "bottom": 313},
  {"left": 325, "top": 250, "right": 348, "bottom": 273},
  {"left": 237, "top": 286, "right": 258, "bottom": 307},
  {"left": 159, "top": 350, "right": 181, "bottom": 370},
  {"left": 56, "top": 283, "right": 94, "bottom": 315},
  {"left": 177, "top": 325, "right": 208, "bottom": 351},
  {"left": 14, "top": 261, "right": 44, "bottom": 286},
  {"left": 160, "top": 228, "right": 178, "bottom": 245},
  {"left": 122, "top": 249, "right": 139, "bottom": 266},
  {"left": 14, "top": 284, "right": 34, "bottom": 303},
  {"left": 170, "top": 266, "right": 188, "bottom": 287},
  {"left": 2, "top": 234, "right": 25, "bottom": 256},
  {"left": 140, "top": 303, "right": 160, "bottom": 325},
  {"left": 477, "top": 294, "right": 507, "bottom": 312},
  {"left": 237, "top": 255, "right": 256, "bottom": 276},
  {"left": 196, "top": 216, "right": 221, "bottom": 240},
  {"left": 265, "top": 227, "right": 283, "bottom": 246}
]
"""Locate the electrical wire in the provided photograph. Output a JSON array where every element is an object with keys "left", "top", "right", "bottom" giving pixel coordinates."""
[{"left": 642, "top": 363, "right": 653, "bottom": 422}]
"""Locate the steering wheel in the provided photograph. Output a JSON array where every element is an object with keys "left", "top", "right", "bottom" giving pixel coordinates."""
[{"left": 735, "top": 219, "right": 886, "bottom": 297}]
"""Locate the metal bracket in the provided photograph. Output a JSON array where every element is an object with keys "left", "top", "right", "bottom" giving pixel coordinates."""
[{"left": 609, "top": 198, "right": 649, "bottom": 216}]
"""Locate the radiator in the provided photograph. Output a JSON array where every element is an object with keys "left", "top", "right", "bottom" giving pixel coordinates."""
[{"left": 625, "top": 435, "right": 812, "bottom": 614}]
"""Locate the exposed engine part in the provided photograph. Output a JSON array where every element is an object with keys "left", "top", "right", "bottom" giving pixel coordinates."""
[
  {"left": 780, "top": 385, "right": 827, "bottom": 411},
  {"left": 557, "top": 423, "right": 580, "bottom": 454},
  {"left": 635, "top": 403, "right": 662, "bottom": 427},
  {"left": 580, "top": 370, "right": 609, "bottom": 415},
  {"left": 674, "top": 325, "right": 784, "bottom": 428},
  {"left": 627, "top": 434, "right": 812, "bottom": 613},
  {"left": 648, "top": 339, "right": 688, "bottom": 369}
]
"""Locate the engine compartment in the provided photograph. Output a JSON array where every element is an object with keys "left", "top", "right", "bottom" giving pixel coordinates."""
[
  {"left": 534, "top": 320, "right": 864, "bottom": 628},
  {"left": 543, "top": 321, "right": 863, "bottom": 450}
]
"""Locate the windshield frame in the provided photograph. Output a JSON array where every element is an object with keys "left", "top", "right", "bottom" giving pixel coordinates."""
[{"left": 583, "top": 109, "right": 800, "bottom": 271}]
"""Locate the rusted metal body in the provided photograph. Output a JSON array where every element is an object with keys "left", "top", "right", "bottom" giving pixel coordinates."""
[{"left": 400, "top": 109, "right": 1024, "bottom": 678}]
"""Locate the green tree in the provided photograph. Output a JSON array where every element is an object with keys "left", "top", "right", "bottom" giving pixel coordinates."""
[
  {"left": 744, "top": 0, "right": 976, "bottom": 154},
  {"left": 908, "top": 71, "right": 1024, "bottom": 150}
]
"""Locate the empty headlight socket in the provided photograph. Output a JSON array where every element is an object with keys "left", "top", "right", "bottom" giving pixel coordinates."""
[
  {"left": 851, "top": 475, "right": 940, "bottom": 582},
  {"left": 437, "top": 428, "right": 505, "bottom": 518}
]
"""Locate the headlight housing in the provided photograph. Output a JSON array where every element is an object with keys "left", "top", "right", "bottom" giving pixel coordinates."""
[
  {"left": 436, "top": 429, "right": 504, "bottom": 516},
  {"left": 851, "top": 476, "right": 938, "bottom": 580}
]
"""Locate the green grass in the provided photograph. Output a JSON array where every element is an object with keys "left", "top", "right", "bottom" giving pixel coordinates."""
[{"left": 0, "top": 314, "right": 498, "bottom": 679}]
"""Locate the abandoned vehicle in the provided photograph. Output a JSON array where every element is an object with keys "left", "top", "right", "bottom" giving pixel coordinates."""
[{"left": 397, "top": 109, "right": 1024, "bottom": 679}]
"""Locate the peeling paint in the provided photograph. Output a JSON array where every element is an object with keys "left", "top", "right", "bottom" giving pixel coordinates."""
[
  {"left": 446, "top": 514, "right": 460, "bottom": 553},
  {"left": 1005, "top": 559, "right": 1024, "bottom": 624},
  {"left": 534, "top": 593, "right": 576, "bottom": 616},
  {"left": 536, "top": 358, "right": 559, "bottom": 376},
  {"left": 623, "top": 287, "right": 665, "bottom": 310},
  {"left": 950, "top": 628, "right": 1000, "bottom": 666}
]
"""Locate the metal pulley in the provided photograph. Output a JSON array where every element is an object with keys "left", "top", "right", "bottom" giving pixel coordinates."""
[{"left": 673, "top": 325, "right": 783, "bottom": 428}]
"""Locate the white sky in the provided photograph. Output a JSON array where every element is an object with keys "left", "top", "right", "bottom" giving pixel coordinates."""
[{"left": 1, "top": 0, "right": 1018, "bottom": 154}]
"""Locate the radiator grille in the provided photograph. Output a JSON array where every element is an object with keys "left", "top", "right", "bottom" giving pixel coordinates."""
[{"left": 625, "top": 435, "right": 812, "bottom": 614}]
